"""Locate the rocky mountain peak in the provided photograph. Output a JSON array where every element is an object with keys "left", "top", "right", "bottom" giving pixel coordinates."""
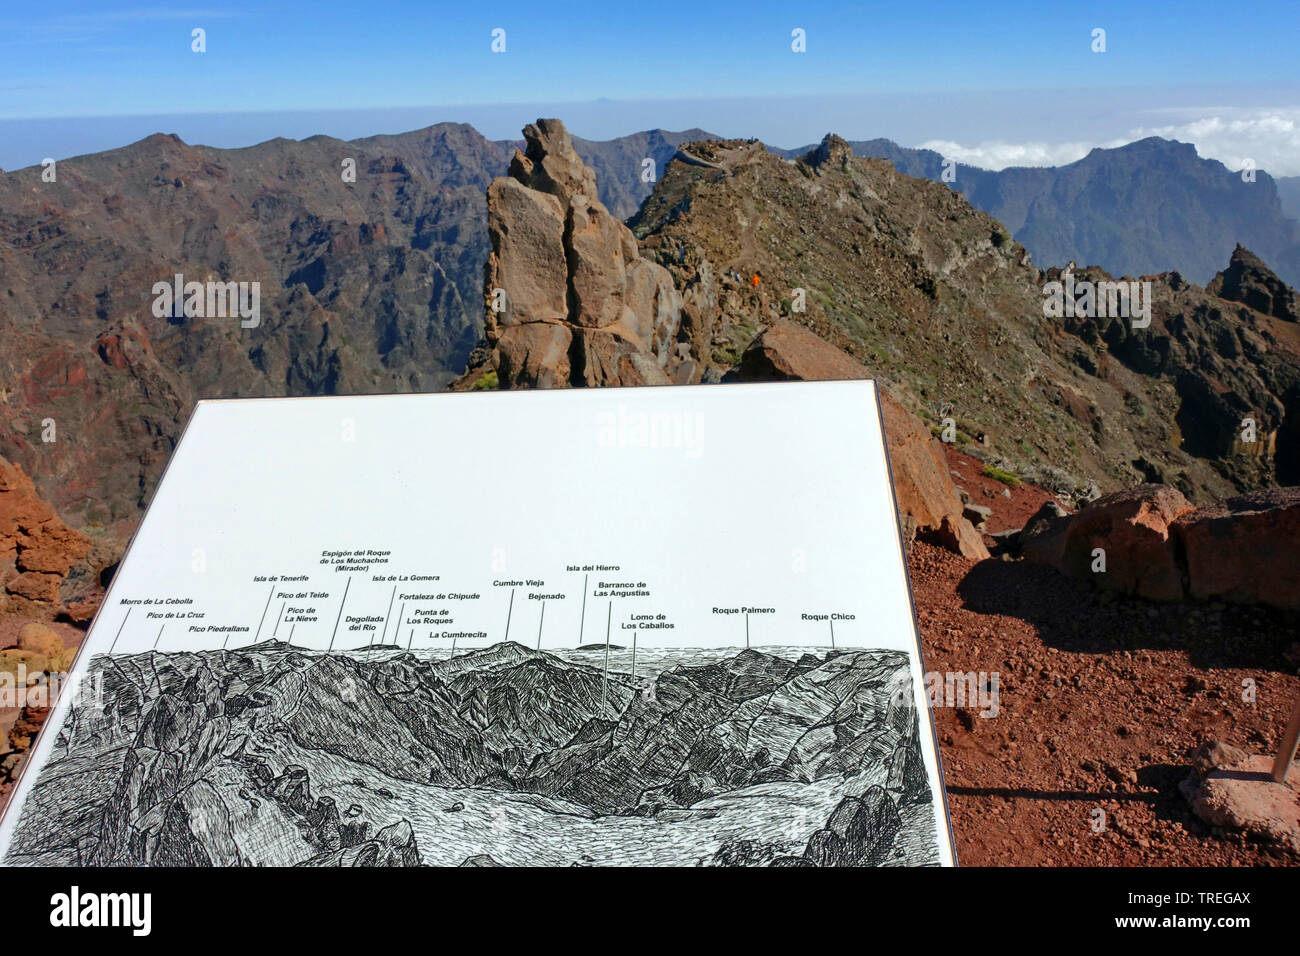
[
  {"left": 1208, "top": 243, "right": 1298, "bottom": 322},
  {"left": 802, "top": 133, "right": 853, "bottom": 171},
  {"left": 511, "top": 118, "right": 599, "bottom": 202},
  {"left": 472, "top": 120, "right": 689, "bottom": 389}
]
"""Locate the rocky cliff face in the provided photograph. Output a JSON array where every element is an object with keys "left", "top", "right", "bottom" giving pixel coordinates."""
[
  {"left": 0, "top": 125, "right": 516, "bottom": 536},
  {"left": 777, "top": 136, "right": 1300, "bottom": 289},
  {"left": 5, "top": 119, "right": 1298, "bottom": 569},
  {"left": 477, "top": 120, "right": 693, "bottom": 388},
  {"left": 629, "top": 133, "right": 1300, "bottom": 504},
  {"left": 1207, "top": 243, "right": 1298, "bottom": 324},
  {"left": 462, "top": 124, "right": 989, "bottom": 555},
  {"left": 0, "top": 456, "right": 95, "bottom": 611},
  {"left": 469, "top": 125, "right": 1300, "bottom": 512},
  {"left": 1051, "top": 252, "right": 1300, "bottom": 492},
  {"left": 462, "top": 122, "right": 1300, "bottom": 559}
]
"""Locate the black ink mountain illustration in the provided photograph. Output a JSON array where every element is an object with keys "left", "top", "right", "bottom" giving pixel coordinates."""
[{"left": 2, "top": 641, "right": 938, "bottom": 867}]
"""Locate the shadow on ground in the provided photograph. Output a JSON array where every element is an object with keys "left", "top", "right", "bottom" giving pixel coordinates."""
[{"left": 955, "top": 558, "right": 1299, "bottom": 673}]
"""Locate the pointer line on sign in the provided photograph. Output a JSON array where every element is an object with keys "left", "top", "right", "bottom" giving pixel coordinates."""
[
  {"left": 602, "top": 600, "right": 612, "bottom": 710},
  {"left": 273, "top": 601, "right": 285, "bottom": 637},
  {"left": 246, "top": 583, "right": 275, "bottom": 649},
  {"left": 380, "top": 584, "right": 397, "bottom": 645},
  {"left": 153, "top": 624, "right": 164, "bottom": 651},
  {"left": 538, "top": 600, "right": 546, "bottom": 650},
  {"left": 504, "top": 588, "right": 515, "bottom": 642},
  {"left": 578, "top": 573, "right": 587, "bottom": 646},
  {"left": 108, "top": 607, "right": 132, "bottom": 655},
  {"left": 388, "top": 602, "right": 406, "bottom": 652},
  {"left": 328, "top": 576, "right": 352, "bottom": 652}
]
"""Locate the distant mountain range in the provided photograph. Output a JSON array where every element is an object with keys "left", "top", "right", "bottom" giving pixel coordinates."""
[
  {"left": 1278, "top": 176, "right": 1300, "bottom": 222},
  {"left": 2, "top": 121, "right": 1297, "bottom": 548},
  {"left": 587, "top": 132, "right": 1300, "bottom": 289},
  {"left": 583, "top": 131, "right": 1300, "bottom": 289},
  {"left": 804, "top": 137, "right": 1300, "bottom": 290}
]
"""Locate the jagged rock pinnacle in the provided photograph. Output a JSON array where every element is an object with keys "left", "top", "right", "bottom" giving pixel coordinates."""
[
  {"left": 478, "top": 119, "right": 687, "bottom": 389},
  {"left": 802, "top": 133, "right": 853, "bottom": 171},
  {"left": 509, "top": 118, "right": 599, "bottom": 203},
  {"left": 1207, "top": 243, "right": 1298, "bottom": 322}
]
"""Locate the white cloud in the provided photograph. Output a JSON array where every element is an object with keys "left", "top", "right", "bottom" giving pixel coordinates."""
[
  {"left": 915, "top": 138, "right": 1121, "bottom": 171},
  {"left": 916, "top": 109, "right": 1300, "bottom": 178},
  {"left": 1129, "top": 109, "right": 1300, "bottom": 177}
]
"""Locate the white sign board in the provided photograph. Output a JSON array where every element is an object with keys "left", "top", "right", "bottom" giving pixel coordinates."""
[{"left": 1, "top": 380, "right": 954, "bottom": 866}]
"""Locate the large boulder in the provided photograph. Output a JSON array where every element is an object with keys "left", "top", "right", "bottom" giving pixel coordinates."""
[
  {"left": 0, "top": 457, "right": 92, "bottom": 607},
  {"left": 1177, "top": 487, "right": 1300, "bottom": 608},
  {"left": 372, "top": 819, "right": 423, "bottom": 866},
  {"left": 1180, "top": 748, "right": 1300, "bottom": 855},
  {"left": 739, "top": 320, "right": 989, "bottom": 560},
  {"left": 267, "top": 765, "right": 313, "bottom": 816},
  {"left": 1022, "top": 484, "right": 1193, "bottom": 601},
  {"left": 1022, "top": 483, "right": 1300, "bottom": 609},
  {"left": 737, "top": 318, "right": 870, "bottom": 382},
  {"left": 478, "top": 119, "right": 688, "bottom": 389}
]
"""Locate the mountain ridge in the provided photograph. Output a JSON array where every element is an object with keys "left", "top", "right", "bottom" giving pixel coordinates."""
[
  {"left": 3, "top": 120, "right": 1297, "bottom": 568},
  {"left": 771, "top": 135, "right": 1300, "bottom": 288}
]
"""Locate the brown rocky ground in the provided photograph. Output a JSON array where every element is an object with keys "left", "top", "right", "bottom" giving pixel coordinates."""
[
  {"left": 913, "top": 536, "right": 1300, "bottom": 865},
  {"left": 636, "top": 136, "right": 1300, "bottom": 504},
  {"left": 943, "top": 444, "right": 1056, "bottom": 535},
  {"left": 0, "top": 617, "right": 83, "bottom": 806}
]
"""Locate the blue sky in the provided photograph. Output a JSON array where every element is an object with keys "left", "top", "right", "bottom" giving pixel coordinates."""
[{"left": 2, "top": 1, "right": 1298, "bottom": 173}]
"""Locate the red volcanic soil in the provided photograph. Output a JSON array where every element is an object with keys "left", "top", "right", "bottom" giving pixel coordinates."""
[
  {"left": 912, "top": 537, "right": 1300, "bottom": 866},
  {"left": 942, "top": 444, "right": 1057, "bottom": 535},
  {"left": 0, "top": 618, "right": 83, "bottom": 809}
]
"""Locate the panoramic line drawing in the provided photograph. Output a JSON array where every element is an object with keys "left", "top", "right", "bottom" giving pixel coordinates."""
[{"left": 4, "top": 640, "right": 940, "bottom": 867}]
